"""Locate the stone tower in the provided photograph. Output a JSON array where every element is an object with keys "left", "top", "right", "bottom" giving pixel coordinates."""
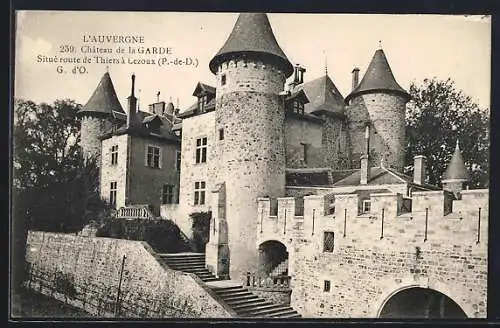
[
  {"left": 345, "top": 49, "right": 411, "bottom": 171},
  {"left": 442, "top": 139, "right": 469, "bottom": 197},
  {"left": 78, "top": 72, "right": 125, "bottom": 162},
  {"left": 207, "top": 13, "right": 293, "bottom": 279}
]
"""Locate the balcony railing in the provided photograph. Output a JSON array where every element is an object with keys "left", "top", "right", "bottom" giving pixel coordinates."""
[
  {"left": 245, "top": 272, "right": 291, "bottom": 290},
  {"left": 117, "top": 205, "right": 154, "bottom": 220}
]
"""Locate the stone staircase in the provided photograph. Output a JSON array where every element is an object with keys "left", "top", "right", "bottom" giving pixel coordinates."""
[
  {"left": 158, "top": 253, "right": 219, "bottom": 282},
  {"left": 158, "top": 253, "right": 301, "bottom": 318},
  {"left": 209, "top": 284, "right": 301, "bottom": 318},
  {"left": 270, "top": 259, "right": 289, "bottom": 277}
]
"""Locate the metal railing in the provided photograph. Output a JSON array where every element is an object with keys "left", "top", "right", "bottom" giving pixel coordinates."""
[{"left": 117, "top": 205, "right": 154, "bottom": 220}]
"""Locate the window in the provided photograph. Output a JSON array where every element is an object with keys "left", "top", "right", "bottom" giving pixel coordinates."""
[
  {"left": 219, "top": 128, "right": 224, "bottom": 140},
  {"left": 194, "top": 181, "right": 206, "bottom": 205},
  {"left": 162, "top": 184, "right": 175, "bottom": 204},
  {"left": 328, "top": 199, "right": 335, "bottom": 215},
  {"left": 146, "top": 145, "right": 161, "bottom": 168},
  {"left": 221, "top": 74, "right": 226, "bottom": 86},
  {"left": 175, "top": 151, "right": 181, "bottom": 171},
  {"left": 300, "top": 142, "right": 308, "bottom": 164},
  {"left": 110, "top": 181, "right": 117, "bottom": 207},
  {"left": 324, "top": 280, "right": 331, "bottom": 292},
  {"left": 362, "top": 200, "right": 371, "bottom": 214},
  {"left": 198, "top": 95, "right": 208, "bottom": 112},
  {"left": 195, "top": 137, "right": 207, "bottom": 163},
  {"left": 293, "top": 100, "right": 304, "bottom": 115},
  {"left": 323, "top": 231, "right": 335, "bottom": 252},
  {"left": 111, "top": 145, "right": 118, "bottom": 165}
]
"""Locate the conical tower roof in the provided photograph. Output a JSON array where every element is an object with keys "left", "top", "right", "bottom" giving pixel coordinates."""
[
  {"left": 442, "top": 140, "right": 469, "bottom": 181},
  {"left": 79, "top": 72, "right": 125, "bottom": 115},
  {"left": 298, "top": 74, "right": 345, "bottom": 115},
  {"left": 209, "top": 13, "right": 293, "bottom": 77},
  {"left": 345, "top": 49, "right": 410, "bottom": 103}
]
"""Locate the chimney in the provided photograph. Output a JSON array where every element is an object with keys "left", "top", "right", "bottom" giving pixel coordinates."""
[
  {"left": 413, "top": 155, "right": 427, "bottom": 185},
  {"left": 360, "top": 154, "right": 369, "bottom": 185},
  {"left": 127, "top": 73, "right": 137, "bottom": 128},
  {"left": 352, "top": 67, "right": 360, "bottom": 91},
  {"left": 298, "top": 66, "right": 306, "bottom": 84}
]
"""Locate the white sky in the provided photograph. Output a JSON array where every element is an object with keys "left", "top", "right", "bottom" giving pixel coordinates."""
[{"left": 14, "top": 11, "right": 491, "bottom": 111}]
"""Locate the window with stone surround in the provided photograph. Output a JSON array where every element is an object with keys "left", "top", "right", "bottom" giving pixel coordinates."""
[
  {"left": 324, "top": 280, "right": 331, "bottom": 292},
  {"left": 198, "top": 95, "right": 208, "bottom": 113},
  {"left": 162, "top": 184, "right": 175, "bottom": 204},
  {"left": 323, "top": 231, "right": 335, "bottom": 252},
  {"left": 194, "top": 181, "right": 206, "bottom": 205},
  {"left": 146, "top": 145, "right": 161, "bottom": 168},
  {"left": 175, "top": 150, "right": 181, "bottom": 171},
  {"left": 300, "top": 142, "right": 308, "bottom": 164},
  {"left": 110, "top": 145, "right": 118, "bottom": 165},
  {"left": 293, "top": 100, "right": 304, "bottom": 115},
  {"left": 362, "top": 199, "right": 371, "bottom": 214},
  {"left": 221, "top": 74, "right": 227, "bottom": 86},
  {"left": 109, "top": 181, "right": 117, "bottom": 207},
  {"left": 195, "top": 137, "right": 207, "bottom": 164},
  {"left": 219, "top": 128, "right": 224, "bottom": 141}
]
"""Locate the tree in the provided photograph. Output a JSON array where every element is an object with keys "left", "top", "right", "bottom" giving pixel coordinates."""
[
  {"left": 404, "top": 78, "right": 489, "bottom": 188},
  {"left": 12, "top": 99, "right": 110, "bottom": 291}
]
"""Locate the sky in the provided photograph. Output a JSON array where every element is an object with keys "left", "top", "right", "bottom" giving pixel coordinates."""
[{"left": 14, "top": 11, "right": 491, "bottom": 112}]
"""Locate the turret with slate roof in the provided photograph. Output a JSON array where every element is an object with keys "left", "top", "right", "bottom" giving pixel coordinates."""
[
  {"left": 345, "top": 47, "right": 411, "bottom": 172},
  {"left": 206, "top": 13, "right": 292, "bottom": 281},
  {"left": 442, "top": 139, "right": 469, "bottom": 196},
  {"left": 79, "top": 71, "right": 126, "bottom": 161}
]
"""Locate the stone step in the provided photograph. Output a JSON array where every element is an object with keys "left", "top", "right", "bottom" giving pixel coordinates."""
[
  {"left": 231, "top": 299, "right": 271, "bottom": 310},
  {"left": 164, "top": 261, "right": 206, "bottom": 266},
  {"left": 201, "top": 277, "right": 219, "bottom": 282},
  {"left": 218, "top": 290, "right": 254, "bottom": 298},
  {"left": 262, "top": 308, "right": 299, "bottom": 318},
  {"left": 216, "top": 288, "right": 248, "bottom": 295},
  {"left": 168, "top": 265, "right": 206, "bottom": 271},
  {"left": 238, "top": 303, "right": 286, "bottom": 314},
  {"left": 162, "top": 257, "right": 206, "bottom": 262},
  {"left": 179, "top": 266, "right": 209, "bottom": 272},
  {"left": 212, "top": 286, "right": 244, "bottom": 292},
  {"left": 247, "top": 305, "right": 295, "bottom": 316},
  {"left": 223, "top": 294, "right": 260, "bottom": 303},
  {"left": 273, "top": 312, "right": 302, "bottom": 319}
]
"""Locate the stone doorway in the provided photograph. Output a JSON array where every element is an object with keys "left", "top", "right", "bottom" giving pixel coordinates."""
[
  {"left": 257, "top": 240, "right": 288, "bottom": 276},
  {"left": 379, "top": 287, "right": 467, "bottom": 318}
]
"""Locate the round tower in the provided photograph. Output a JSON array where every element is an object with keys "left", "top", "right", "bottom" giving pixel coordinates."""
[
  {"left": 345, "top": 49, "right": 411, "bottom": 171},
  {"left": 78, "top": 72, "right": 125, "bottom": 162},
  {"left": 209, "top": 13, "right": 293, "bottom": 279}
]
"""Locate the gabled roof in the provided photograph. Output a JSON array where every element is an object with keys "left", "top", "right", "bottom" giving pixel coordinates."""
[
  {"left": 285, "top": 89, "right": 309, "bottom": 104},
  {"left": 79, "top": 72, "right": 125, "bottom": 115},
  {"left": 443, "top": 140, "right": 469, "bottom": 181},
  {"left": 192, "top": 82, "right": 216, "bottom": 97},
  {"left": 209, "top": 13, "right": 293, "bottom": 77},
  {"left": 295, "top": 74, "right": 345, "bottom": 116},
  {"left": 345, "top": 49, "right": 410, "bottom": 103},
  {"left": 178, "top": 97, "right": 216, "bottom": 118}
]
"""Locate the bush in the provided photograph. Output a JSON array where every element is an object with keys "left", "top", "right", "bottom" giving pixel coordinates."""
[{"left": 96, "top": 218, "right": 184, "bottom": 253}]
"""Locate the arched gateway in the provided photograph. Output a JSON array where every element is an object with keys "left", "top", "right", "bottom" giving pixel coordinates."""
[{"left": 378, "top": 287, "right": 467, "bottom": 318}]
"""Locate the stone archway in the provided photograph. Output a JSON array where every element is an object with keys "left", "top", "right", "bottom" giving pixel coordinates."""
[
  {"left": 378, "top": 287, "right": 467, "bottom": 318},
  {"left": 258, "top": 240, "right": 288, "bottom": 276}
]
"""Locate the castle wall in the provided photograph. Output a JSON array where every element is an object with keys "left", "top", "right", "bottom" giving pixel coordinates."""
[
  {"left": 25, "top": 231, "right": 233, "bottom": 318},
  {"left": 257, "top": 190, "right": 488, "bottom": 318},
  {"left": 161, "top": 111, "right": 216, "bottom": 238},
  {"left": 285, "top": 183, "right": 409, "bottom": 199},
  {"left": 285, "top": 117, "right": 323, "bottom": 168},
  {"left": 127, "top": 136, "right": 180, "bottom": 216},
  {"left": 80, "top": 115, "right": 112, "bottom": 161},
  {"left": 100, "top": 135, "right": 129, "bottom": 209},
  {"left": 321, "top": 116, "right": 350, "bottom": 170},
  {"left": 213, "top": 58, "right": 287, "bottom": 280},
  {"left": 346, "top": 93, "right": 407, "bottom": 171}
]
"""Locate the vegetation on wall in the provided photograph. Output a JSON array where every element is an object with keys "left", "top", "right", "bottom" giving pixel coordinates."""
[
  {"left": 404, "top": 78, "right": 489, "bottom": 188},
  {"left": 189, "top": 211, "right": 212, "bottom": 252},
  {"left": 95, "top": 218, "right": 185, "bottom": 253}
]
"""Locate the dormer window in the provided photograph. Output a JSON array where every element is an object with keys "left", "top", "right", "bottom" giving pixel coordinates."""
[
  {"left": 293, "top": 100, "right": 304, "bottom": 115},
  {"left": 198, "top": 94, "right": 208, "bottom": 113}
]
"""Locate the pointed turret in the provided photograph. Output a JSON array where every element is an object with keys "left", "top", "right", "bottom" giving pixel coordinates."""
[
  {"left": 79, "top": 72, "right": 125, "bottom": 115},
  {"left": 345, "top": 49, "right": 410, "bottom": 103},
  {"left": 442, "top": 140, "right": 469, "bottom": 195},
  {"left": 209, "top": 13, "right": 293, "bottom": 77}
]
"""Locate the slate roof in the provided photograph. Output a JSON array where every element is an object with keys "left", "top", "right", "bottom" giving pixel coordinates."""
[
  {"left": 209, "top": 13, "right": 293, "bottom": 77},
  {"left": 295, "top": 74, "right": 345, "bottom": 116},
  {"left": 443, "top": 141, "right": 469, "bottom": 181},
  {"left": 79, "top": 72, "right": 125, "bottom": 115},
  {"left": 178, "top": 97, "right": 216, "bottom": 118},
  {"left": 193, "top": 82, "right": 216, "bottom": 96},
  {"left": 345, "top": 49, "right": 410, "bottom": 103}
]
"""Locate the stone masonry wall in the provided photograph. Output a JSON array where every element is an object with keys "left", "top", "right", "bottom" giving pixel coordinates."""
[
  {"left": 161, "top": 111, "right": 216, "bottom": 238},
  {"left": 213, "top": 58, "right": 287, "bottom": 280},
  {"left": 25, "top": 231, "right": 233, "bottom": 318},
  {"left": 285, "top": 117, "right": 323, "bottom": 169},
  {"left": 288, "top": 190, "right": 488, "bottom": 318},
  {"left": 346, "top": 93, "right": 407, "bottom": 171},
  {"left": 321, "top": 116, "right": 350, "bottom": 170},
  {"left": 80, "top": 115, "right": 111, "bottom": 162},
  {"left": 100, "top": 134, "right": 129, "bottom": 209}
]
